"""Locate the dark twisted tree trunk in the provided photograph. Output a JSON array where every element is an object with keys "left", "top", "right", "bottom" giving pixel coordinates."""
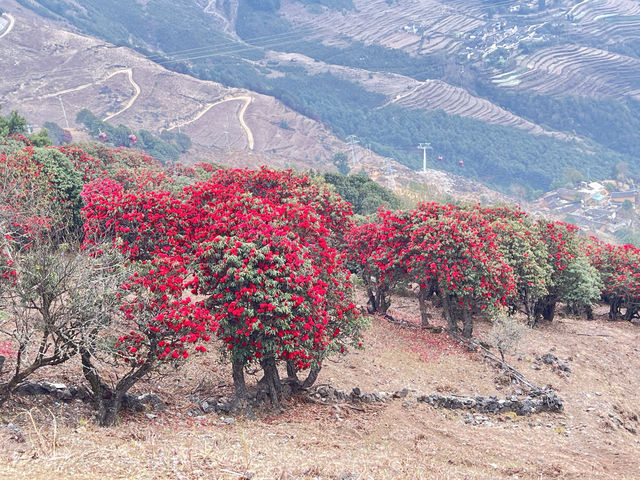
[
  {"left": 81, "top": 347, "right": 155, "bottom": 427},
  {"left": 232, "top": 358, "right": 247, "bottom": 399},
  {"left": 286, "top": 360, "right": 321, "bottom": 391},
  {"left": 417, "top": 284, "right": 431, "bottom": 328},
  {"left": 461, "top": 309, "right": 474, "bottom": 339},
  {"left": 259, "top": 355, "right": 282, "bottom": 408},
  {"left": 375, "top": 288, "right": 391, "bottom": 315},
  {"left": 366, "top": 285, "right": 377, "bottom": 314},
  {"left": 534, "top": 295, "right": 557, "bottom": 324},
  {"left": 609, "top": 297, "right": 621, "bottom": 320},
  {"left": 523, "top": 290, "right": 536, "bottom": 325},
  {"left": 441, "top": 294, "right": 458, "bottom": 333}
]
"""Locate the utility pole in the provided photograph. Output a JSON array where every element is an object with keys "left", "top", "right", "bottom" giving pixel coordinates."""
[
  {"left": 58, "top": 96, "right": 70, "bottom": 128},
  {"left": 418, "top": 142, "right": 432, "bottom": 172},
  {"left": 346, "top": 135, "right": 359, "bottom": 170}
]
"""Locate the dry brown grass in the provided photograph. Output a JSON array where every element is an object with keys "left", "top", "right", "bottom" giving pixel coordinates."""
[{"left": 1, "top": 297, "right": 640, "bottom": 479}]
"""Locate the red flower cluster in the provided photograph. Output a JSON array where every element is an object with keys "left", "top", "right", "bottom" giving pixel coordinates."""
[{"left": 82, "top": 166, "right": 361, "bottom": 371}]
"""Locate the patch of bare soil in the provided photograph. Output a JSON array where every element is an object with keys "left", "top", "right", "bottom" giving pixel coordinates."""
[{"left": 1, "top": 296, "right": 639, "bottom": 479}]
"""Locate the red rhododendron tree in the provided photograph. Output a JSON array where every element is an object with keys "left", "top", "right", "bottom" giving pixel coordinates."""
[
  {"left": 406, "top": 203, "right": 516, "bottom": 337},
  {"left": 186, "top": 172, "right": 363, "bottom": 406},
  {"left": 585, "top": 238, "right": 640, "bottom": 321},
  {"left": 345, "top": 211, "right": 411, "bottom": 316},
  {"left": 81, "top": 177, "right": 215, "bottom": 425},
  {"left": 533, "top": 221, "right": 601, "bottom": 323}
]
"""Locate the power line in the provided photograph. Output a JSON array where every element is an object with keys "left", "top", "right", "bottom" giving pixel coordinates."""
[{"left": 0, "top": 24, "right": 329, "bottom": 83}]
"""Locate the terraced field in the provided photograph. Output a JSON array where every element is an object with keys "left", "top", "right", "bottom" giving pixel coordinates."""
[
  {"left": 390, "top": 79, "right": 575, "bottom": 140},
  {"left": 494, "top": 44, "right": 640, "bottom": 99},
  {"left": 280, "top": 0, "right": 483, "bottom": 55},
  {"left": 264, "top": 51, "right": 575, "bottom": 142},
  {"left": 569, "top": 0, "right": 640, "bottom": 42}
]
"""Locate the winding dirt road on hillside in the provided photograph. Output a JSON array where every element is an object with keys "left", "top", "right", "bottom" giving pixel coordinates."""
[
  {"left": 167, "top": 96, "right": 254, "bottom": 150},
  {"left": 38, "top": 68, "right": 141, "bottom": 121},
  {"left": 103, "top": 68, "right": 140, "bottom": 121},
  {"left": 0, "top": 14, "right": 15, "bottom": 40}
]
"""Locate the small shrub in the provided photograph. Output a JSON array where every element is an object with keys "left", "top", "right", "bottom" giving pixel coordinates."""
[{"left": 488, "top": 315, "right": 528, "bottom": 363}]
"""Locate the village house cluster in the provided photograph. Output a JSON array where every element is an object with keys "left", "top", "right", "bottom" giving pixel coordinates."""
[{"left": 535, "top": 181, "right": 638, "bottom": 234}]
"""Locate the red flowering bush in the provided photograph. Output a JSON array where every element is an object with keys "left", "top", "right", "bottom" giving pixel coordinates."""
[
  {"left": 533, "top": 221, "right": 601, "bottom": 323},
  {"left": 186, "top": 170, "right": 362, "bottom": 405},
  {"left": 585, "top": 238, "right": 639, "bottom": 321},
  {"left": 82, "top": 166, "right": 363, "bottom": 408},
  {"left": 345, "top": 212, "right": 411, "bottom": 316},
  {"left": 81, "top": 177, "right": 215, "bottom": 424},
  {"left": 406, "top": 203, "right": 516, "bottom": 337}
]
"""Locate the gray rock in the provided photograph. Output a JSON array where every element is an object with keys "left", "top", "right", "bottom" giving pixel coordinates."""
[
  {"left": 340, "top": 473, "right": 359, "bottom": 480},
  {"left": 15, "top": 383, "right": 48, "bottom": 395},
  {"left": 360, "top": 394, "right": 375, "bottom": 403},
  {"left": 186, "top": 407, "right": 201, "bottom": 417},
  {"left": 541, "top": 353, "right": 558, "bottom": 365},
  {"left": 138, "top": 393, "right": 166, "bottom": 412},
  {"left": 5, "top": 423, "right": 25, "bottom": 443},
  {"left": 394, "top": 388, "right": 409, "bottom": 399}
]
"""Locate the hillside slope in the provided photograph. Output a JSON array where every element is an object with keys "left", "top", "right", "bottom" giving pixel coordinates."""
[
  {"left": 1, "top": 301, "right": 639, "bottom": 479},
  {"left": 10, "top": 0, "right": 640, "bottom": 193},
  {"left": 0, "top": 4, "right": 517, "bottom": 206}
]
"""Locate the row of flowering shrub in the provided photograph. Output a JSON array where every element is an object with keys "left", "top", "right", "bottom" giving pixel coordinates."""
[
  {"left": 1, "top": 133, "right": 637, "bottom": 425},
  {"left": 345, "top": 203, "right": 613, "bottom": 337},
  {"left": 0, "top": 136, "right": 363, "bottom": 424}
]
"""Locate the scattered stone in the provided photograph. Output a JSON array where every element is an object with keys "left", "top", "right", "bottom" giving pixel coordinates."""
[
  {"left": 14, "top": 382, "right": 86, "bottom": 402},
  {"left": 418, "top": 388, "right": 562, "bottom": 415},
  {"left": 402, "top": 399, "right": 416, "bottom": 409},
  {"left": 145, "top": 413, "right": 157, "bottom": 420},
  {"left": 340, "top": 473, "right": 359, "bottom": 480},
  {"left": 393, "top": 388, "right": 408, "bottom": 399},
  {"left": 536, "top": 353, "right": 571, "bottom": 376},
  {"left": 14, "top": 383, "right": 48, "bottom": 396},
  {"left": 138, "top": 393, "right": 166, "bottom": 412},
  {"left": 541, "top": 353, "right": 558, "bottom": 365},
  {"left": 220, "top": 416, "right": 235, "bottom": 424},
  {"left": 186, "top": 407, "right": 201, "bottom": 417},
  {"left": 4, "top": 423, "right": 25, "bottom": 443}
]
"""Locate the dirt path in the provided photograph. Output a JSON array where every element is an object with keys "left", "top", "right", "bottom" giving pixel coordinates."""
[
  {"left": 37, "top": 68, "right": 140, "bottom": 121},
  {"left": 0, "top": 13, "right": 15, "bottom": 40},
  {"left": 167, "top": 95, "right": 254, "bottom": 150},
  {"left": 203, "top": 0, "right": 235, "bottom": 36},
  {"left": 102, "top": 68, "right": 140, "bottom": 121},
  {"left": 38, "top": 68, "right": 140, "bottom": 111}
]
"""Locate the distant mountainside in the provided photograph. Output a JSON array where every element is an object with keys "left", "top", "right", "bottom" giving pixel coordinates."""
[
  {"left": 5, "top": 0, "right": 640, "bottom": 194},
  {"left": 1, "top": 2, "right": 522, "bottom": 208}
]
